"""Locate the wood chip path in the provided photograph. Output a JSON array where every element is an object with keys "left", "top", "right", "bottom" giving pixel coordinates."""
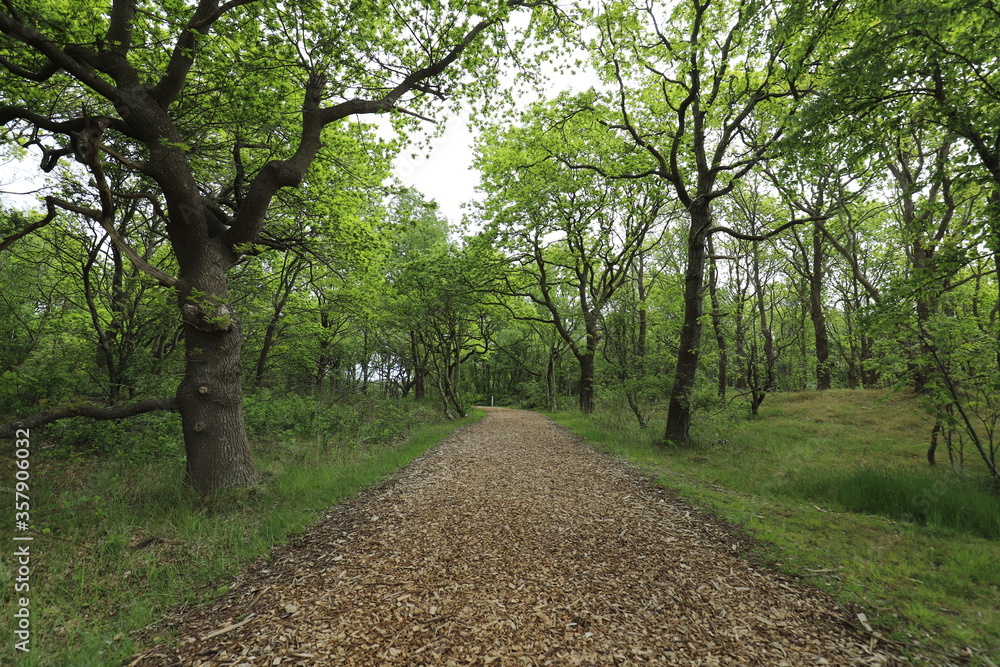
[{"left": 131, "top": 407, "right": 898, "bottom": 666}]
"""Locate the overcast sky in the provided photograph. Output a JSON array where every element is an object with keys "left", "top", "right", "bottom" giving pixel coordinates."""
[{"left": 392, "top": 114, "right": 480, "bottom": 227}]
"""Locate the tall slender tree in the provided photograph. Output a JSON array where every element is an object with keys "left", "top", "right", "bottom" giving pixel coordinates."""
[{"left": 564, "top": 0, "right": 846, "bottom": 442}]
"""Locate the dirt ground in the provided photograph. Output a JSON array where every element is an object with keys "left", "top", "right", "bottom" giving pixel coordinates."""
[{"left": 129, "top": 407, "right": 898, "bottom": 666}]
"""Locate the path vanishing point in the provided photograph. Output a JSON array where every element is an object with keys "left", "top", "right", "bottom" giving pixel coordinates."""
[{"left": 131, "top": 407, "right": 898, "bottom": 666}]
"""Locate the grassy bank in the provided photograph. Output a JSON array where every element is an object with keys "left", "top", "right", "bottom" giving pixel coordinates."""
[
  {"left": 0, "top": 401, "right": 482, "bottom": 666},
  {"left": 547, "top": 390, "right": 999, "bottom": 666}
]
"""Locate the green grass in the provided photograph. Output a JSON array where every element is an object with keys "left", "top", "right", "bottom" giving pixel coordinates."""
[
  {"left": 0, "top": 405, "right": 483, "bottom": 666},
  {"left": 778, "top": 465, "right": 1000, "bottom": 540},
  {"left": 546, "top": 390, "right": 1000, "bottom": 666}
]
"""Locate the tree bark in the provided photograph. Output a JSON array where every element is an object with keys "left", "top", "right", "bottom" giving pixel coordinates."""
[
  {"left": 707, "top": 235, "right": 727, "bottom": 398},
  {"left": 546, "top": 346, "right": 557, "bottom": 412},
  {"left": 175, "top": 240, "right": 259, "bottom": 493},
  {"left": 664, "top": 198, "right": 709, "bottom": 444},
  {"left": 0, "top": 397, "right": 178, "bottom": 438},
  {"left": 810, "top": 223, "right": 831, "bottom": 389},
  {"left": 578, "top": 349, "right": 596, "bottom": 415},
  {"left": 578, "top": 313, "right": 601, "bottom": 415}
]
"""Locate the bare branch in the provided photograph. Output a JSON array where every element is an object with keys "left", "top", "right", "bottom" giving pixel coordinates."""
[{"left": 393, "top": 107, "right": 438, "bottom": 124}]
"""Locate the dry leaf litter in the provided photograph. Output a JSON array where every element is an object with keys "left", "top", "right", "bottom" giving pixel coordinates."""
[{"left": 130, "top": 407, "right": 898, "bottom": 666}]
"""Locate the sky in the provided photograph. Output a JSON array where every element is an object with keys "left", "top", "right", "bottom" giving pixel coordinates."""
[{"left": 391, "top": 114, "right": 481, "bottom": 227}]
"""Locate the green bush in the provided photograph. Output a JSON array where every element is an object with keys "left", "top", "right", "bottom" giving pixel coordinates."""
[
  {"left": 244, "top": 390, "right": 439, "bottom": 449},
  {"left": 43, "top": 410, "right": 183, "bottom": 462}
]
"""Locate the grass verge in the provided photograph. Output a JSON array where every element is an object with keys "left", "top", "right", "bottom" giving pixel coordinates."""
[
  {"left": 546, "top": 389, "right": 999, "bottom": 666},
  {"left": 0, "top": 405, "right": 483, "bottom": 666}
]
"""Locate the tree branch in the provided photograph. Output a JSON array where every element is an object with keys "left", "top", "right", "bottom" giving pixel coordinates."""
[
  {"left": 1, "top": 398, "right": 179, "bottom": 439},
  {"left": 105, "top": 0, "right": 137, "bottom": 54},
  {"left": 151, "top": 0, "right": 259, "bottom": 106},
  {"left": 0, "top": 11, "right": 119, "bottom": 100},
  {"left": 0, "top": 199, "right": 58, "bottom": 252},
  {"left": 48, "top": 195, "right": 178, "bottom": 287},
  {"left": 708, "top": 215, "right": 829, "bottom": 242},
  {"left": 0, "top": 54, "right": 59, "bottom": 80},
  {"left": 0, "top": 107, "right": 140, "bottom": 147},
  {"left": 225, "top": 4, "right": 520, "bottom": 247}
]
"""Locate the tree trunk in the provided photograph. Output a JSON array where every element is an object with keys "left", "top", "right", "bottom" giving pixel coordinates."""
[
  {"left": 578, "top": 349, "right": 596, "bottom": 415},
  {"left": 253, "top": 262, "right": 299, "bottom": 390},
  {"left": 752, "top": 244, "right": 777, "bottom": 392},
  {"left": 810, "top": 224, "right": 831, "bottom": 389},
  {"left": 734, "top": 288, "right": 748, "bottom": 391},
  {"left": 411, "top": 330, "right": 426, "bottom": 400},
  {"left": 546, "top": 346, "right": 557, "bottom": 412},
  {"left": 665, "top": 199, "right": 709, "bottom": 444},
  {"left": 252, "top": 316, "right": 280, "bottom": 390},
  {"left": 175, "top": 241, "right": 259, "bottom": 494},
  {"left": 707, "top": 236, "right": 727, "bottom": 398}
]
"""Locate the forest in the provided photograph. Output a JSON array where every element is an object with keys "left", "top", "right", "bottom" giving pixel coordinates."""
[
  {"left": 2, "top": 0, "right": 999, "bottom": 488},
  {"left": 1, "top": 0, "right": 1000, "bottom": 663}
]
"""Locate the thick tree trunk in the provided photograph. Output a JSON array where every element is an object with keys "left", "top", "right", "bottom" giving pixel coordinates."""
[
  {"left": 665, "top": 199, "right": 709, "bottom": 444},
  {"left": 175, "top": 241, "right": 259, "bottom": 494},
  {"left": 578, "top": 319, "right": 600, "bottom": 415}
]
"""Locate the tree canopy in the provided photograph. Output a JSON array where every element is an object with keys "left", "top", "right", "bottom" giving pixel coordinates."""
[{"left": 3, "top": 0, "right": 1000, "bottom": 487}]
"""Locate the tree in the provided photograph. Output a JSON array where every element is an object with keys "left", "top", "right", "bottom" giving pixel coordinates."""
[
  {"left": 554, "top": 0, "right": 846, "bottom": 442},
  {"left": 474, "top": 103, "right": 669, "bottom": 414},
  {"left": 391, "top": 243, "right": 499, "bottom": 419},
  {"left": 0, "top": 0, "right": 549, "bottom": 493}
]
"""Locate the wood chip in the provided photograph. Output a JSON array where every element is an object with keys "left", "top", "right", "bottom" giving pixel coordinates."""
[{"left": 129, "top": 408, "right": 900, "bottom": 666}]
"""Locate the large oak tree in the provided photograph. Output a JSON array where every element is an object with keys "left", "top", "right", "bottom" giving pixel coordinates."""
[{"left": 0, "top": 0, "right": 548, "bottom": 493}]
